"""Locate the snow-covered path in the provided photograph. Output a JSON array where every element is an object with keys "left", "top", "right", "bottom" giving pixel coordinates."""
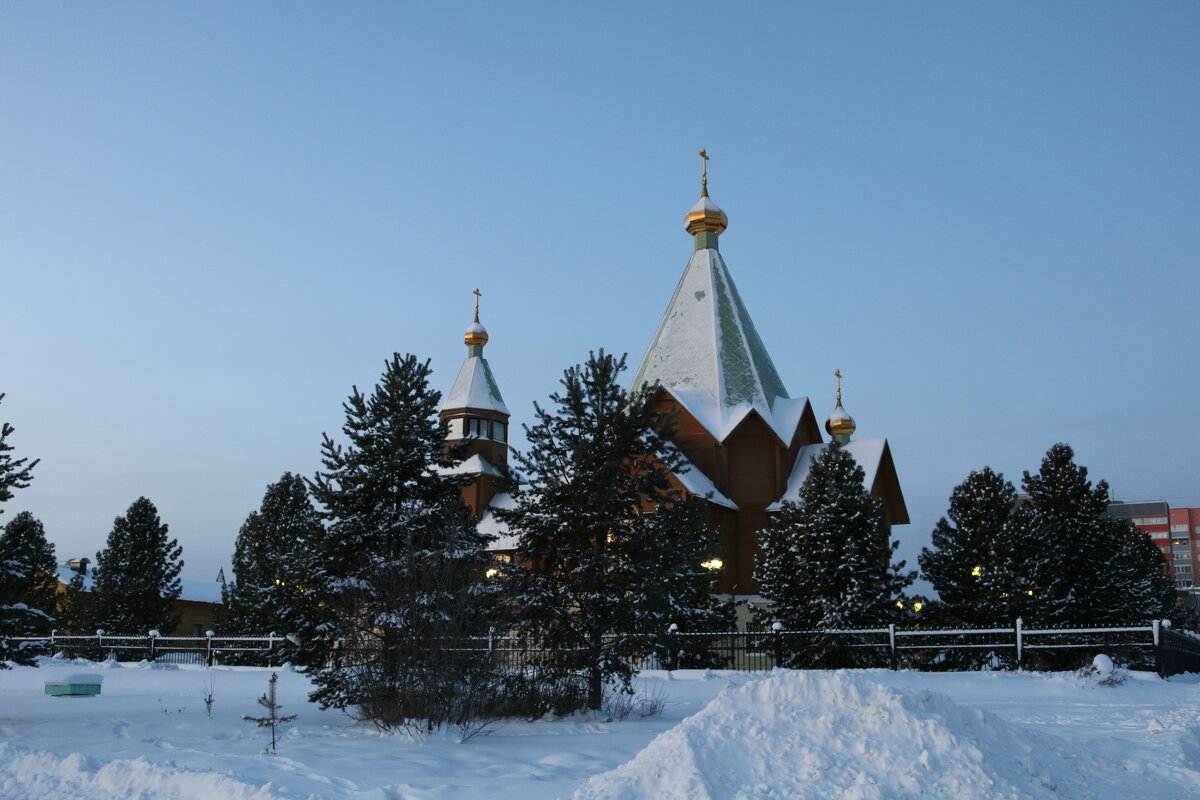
[{"left": 1, "top": 659, "right": 1198, "bottom": 799}]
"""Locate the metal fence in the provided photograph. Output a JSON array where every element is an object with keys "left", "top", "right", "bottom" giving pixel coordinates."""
[
  {"left": 8, "top": 632, "right": 287, "bottom": 667},
  {"left": 10, "top": 620, "right": 1200, "bottom": 676}
]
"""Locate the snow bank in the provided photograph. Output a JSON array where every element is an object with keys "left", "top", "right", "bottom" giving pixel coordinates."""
[
  {"left": 0, "top": 744, "right": 285, "bottom": 800},
  {"left": 573, "top": 670, "right": 1179, "bottom": 800}
]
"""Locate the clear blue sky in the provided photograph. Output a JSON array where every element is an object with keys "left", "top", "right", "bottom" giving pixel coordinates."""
[{"left": 3, "top": 3, "right": 1198, "bottom": 588}]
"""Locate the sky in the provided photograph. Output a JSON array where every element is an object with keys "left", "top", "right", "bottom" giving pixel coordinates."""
[{"left": 2, "top": 2, "right": 1198, "bottom": 589}]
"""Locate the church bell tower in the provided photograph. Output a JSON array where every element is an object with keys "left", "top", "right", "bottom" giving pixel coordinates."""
[{"left": 440, "top": 289, "right": 511, "bottom": 517}]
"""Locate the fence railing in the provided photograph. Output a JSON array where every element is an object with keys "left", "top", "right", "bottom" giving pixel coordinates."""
[
  {"left": 8, "top": 632, "right": 286, "bottom": 667},
  {"left": 10, "top": 620, "right": 1200, "bottom": 676}
]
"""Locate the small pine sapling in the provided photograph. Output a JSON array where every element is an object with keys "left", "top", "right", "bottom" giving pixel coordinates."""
[
  {"left": 242, "top": 672, "right": 296, "bottom": 753},
  {"left": 202, "top": 672, "right": 216, "bottom": 718}
]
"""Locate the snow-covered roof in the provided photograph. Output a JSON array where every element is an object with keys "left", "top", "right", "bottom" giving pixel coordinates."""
[
  {"left": 665, "top": 386, "right": 812, "bottom": 445},
  {"left": 767, "top": 438, "right": 888, "bottom": 511},
  {"left": 435, "top": 453, "right": 506, "bottom": 478},
  {"left": 442, "top": 355, "right": 509, "bottom": 415},
  {"left": 631, "top": 247, "right": 791, "bottom": 442},
  {"left": 664, "top": 443, "right": 738, "bottom": 509},
  {"left": 55, "top": 565, "right": 224, "bottom": 605},
  {"left": 479, "top": 492, "right": 519, "bottom": 551}
]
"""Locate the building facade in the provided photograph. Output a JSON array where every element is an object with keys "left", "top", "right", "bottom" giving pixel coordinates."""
[{"left": 1108, "top": 500, "right": 1200, "bottom": 592}]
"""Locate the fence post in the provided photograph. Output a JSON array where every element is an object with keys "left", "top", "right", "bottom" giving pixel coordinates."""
[
  {"left": 888, "top": 624, "right": 897, "bottom": 671},
  {"left": 1015, "top": 618, "right": 1024, "bottom": 670},
  {"left": 666, "top": 623, "right": 679, "bottom": 672},
  {"left": 1153, "top": 619, "right": 1164, "bottom": 679},
  {"left": 205, "top": 630, "right": 215, "bottom": 667},
  {"left": 772, "top": 621, "right": 784, "bottom": 668}
]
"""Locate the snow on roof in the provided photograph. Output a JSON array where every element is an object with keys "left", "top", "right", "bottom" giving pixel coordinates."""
[
  {"left": 480, "top": 492, "right": 519, "bottom": 551},
  {"left": 55, "top": 565, "right": 224, "bottom": 605},
  {"left": 663, "top": 443, "right": 738, "bottom": 509},
  {"left": 665, "top": 386, "right": 809, "bottom": 445},
  {"left": 442, "top": 355, "right": 509, "bottom": 415},
  {"left": 435, "top": 453, "right": 506, "bottom": 478},
  {"left": 767, "top": 437, "right": 888, "bottom": 511},
  {"left": 631, "top": 247, "right": 792, "bottom": 442}
]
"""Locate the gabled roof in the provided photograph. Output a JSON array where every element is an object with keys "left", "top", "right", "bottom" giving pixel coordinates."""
[
  {"left": 442, "top": 355, "right": 509, "bottom": 415},
  {"left": 767, "top": 438, "right": 909, "bottom": 524},
  {"left": 662, "top": 385, "right": 812, "bottom": 446},
  {"left": 663, "top": 442, "right": 739, "bottom": 509}
]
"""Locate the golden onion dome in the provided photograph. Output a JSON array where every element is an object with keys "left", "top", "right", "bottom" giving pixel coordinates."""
[
  {"left": 684, "top": 191, "right": 728, "bottom": 235},
  {"left": 825, "top": 401, "right": 857, "bottom": 438},
  {"left": 464, "top": 321, "right": 489, "bottom": 348}
]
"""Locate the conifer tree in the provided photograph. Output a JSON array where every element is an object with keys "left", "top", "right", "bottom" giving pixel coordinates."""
[
  {"left": 91, "top": 497, "right": 183, "bottom": 635},
  {"left": 0, "top": 512, "right": 58, "bottom": 665},
  {"left": 919, "top": 467, "right": 1016, "bottom": 626},
  {"left": 993, "top": 443, "right": 1178, "bottom": 626},
  {"left": 0, "top": 394, "right": 38, "bottom": 513},
  {"left": 298, "top": 354, "right": 501, "bottom": 730},
  {"left": 499, "top": 351, "right": 730, "bottom": 710},
  {"left": 57, "top": 569, "right": 96, "bottom": 636},
  {"left": 0, "top": 395, "right": 45, "bottom": 667},
  {"left": 220, "top": 473, "right": 322, "bottom": 638},
  {"left": 755, "top": 440, "right": 913, "bottom": 659}
]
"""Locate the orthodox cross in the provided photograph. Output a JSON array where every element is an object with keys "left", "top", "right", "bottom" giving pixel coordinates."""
[
  {"left": 472, "top": 287, "right": 482, "bottom": 322},
  {"left": 699, "top": 148, "right": 710, "bottom": 196},
  {"left": 834, "top": 368, "right": 843, "bottom": 406}
]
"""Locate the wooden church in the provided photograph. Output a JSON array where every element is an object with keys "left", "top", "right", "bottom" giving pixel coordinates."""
[{"left": 440, "top": 156, "right": 908, "bottom": 598}]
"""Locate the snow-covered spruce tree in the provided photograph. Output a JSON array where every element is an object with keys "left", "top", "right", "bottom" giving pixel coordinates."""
[
  {"left": 499, "top": 351, "right": 730, "bottom": 711},
  {"left": 994, "top": 444, "right": 1178, "bottom": 627},
  {"left": 57, "top": 569, "right": 96, "bottom": 636},
  {"left": 0, "top": 394, "right": 38, "bottom": 511},
  {"left": 919, "top": 467, "right": 1016, "bottom": 627},
  {"left": 0, "top": 395, "right": 45, "bottom": 668},
  {"left": 91, "top": 497, "right": 183, "bottom": 635},
  {"left": 755, "top": 440, "right": 913, "bottom": 665},
  {"left": 219, "top": 472, "right": 322, "bottom": 644},
  {"left": 0, "top": 512, "right": 57, "bottom": 666},
  {"left": 299, "top": 354, "right": 503, "bottom": 731}
]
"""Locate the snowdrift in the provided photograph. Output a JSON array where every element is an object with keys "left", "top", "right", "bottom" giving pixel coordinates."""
[
  {"left": 573, "top": 670, "right": 1177, "bottom": 800},
  {"left": 0, "top": 743, "right": 284, "bottom": 800}
]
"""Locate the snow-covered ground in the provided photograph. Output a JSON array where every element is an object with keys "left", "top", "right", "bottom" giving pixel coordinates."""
[{"left": 1, "top": 658, "right": 1199, "bottom": 799}]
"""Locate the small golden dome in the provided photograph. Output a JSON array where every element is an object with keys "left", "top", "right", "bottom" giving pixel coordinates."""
[
  {"left": 684, "top": 192, "right": 728, "bottom": 235},
  {"left": 464, "top": 321, "right": 489, "bottom": 348},
  {"left": 825, "top": 401, "right": 856, "bottom": 438}
]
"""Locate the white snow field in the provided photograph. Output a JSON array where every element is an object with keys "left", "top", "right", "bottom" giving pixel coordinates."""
[{"left": 1, "top": 659, "right": 1199, "bottom": 800}]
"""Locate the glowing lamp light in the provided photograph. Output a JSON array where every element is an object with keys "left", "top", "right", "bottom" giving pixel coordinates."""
[
  {"left": 484, "top": 568, "right": 500, "bottom": 579},
  {"left": 1025, "top": 589, "right": 1034, "bottom": 596},
  {"left": 913, "top": 601, "right": 924, "bottom": 612},
  {"left": 895, "top": 600, "right": 905, "bottom": 609},
  {"left": 701, "top": 558, "right": 724, "bottom": 571},
  {"left": 971, "top": 565, "right": 983, "bottom": 577}
]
